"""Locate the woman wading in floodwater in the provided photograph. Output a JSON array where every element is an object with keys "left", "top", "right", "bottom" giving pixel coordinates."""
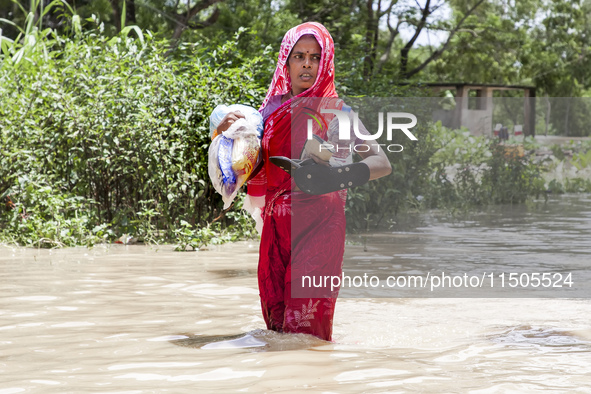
[{"left": 218, "top": 22, "right": 391, "bottom": 341}]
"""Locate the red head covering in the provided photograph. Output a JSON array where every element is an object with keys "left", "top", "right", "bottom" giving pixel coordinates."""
[
  {"left": 260, "top": 22, "right": 337, "bottom": 112},
  {"left": 248, "top": 22, "right": 339, "bottom": 200}
]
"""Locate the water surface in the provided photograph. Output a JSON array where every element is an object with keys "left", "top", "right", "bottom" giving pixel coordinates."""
[{"left": 1, "top": 194, "right": 590, "bottom": 392}]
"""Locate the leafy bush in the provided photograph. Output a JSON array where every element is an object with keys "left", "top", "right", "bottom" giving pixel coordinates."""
[
  {"left": 0, "top": 10, "right": 586, "bottom": 246},
  {"left": 0, "top": 175, "right": 109, "bottom": 247},
  {"left": 1, "top": 16, "right": 268, "bottom": 247}
]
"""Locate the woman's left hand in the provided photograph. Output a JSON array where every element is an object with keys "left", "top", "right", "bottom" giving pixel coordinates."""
[{"left": 356, "top": 141, "right": 392, "bottom": 180}]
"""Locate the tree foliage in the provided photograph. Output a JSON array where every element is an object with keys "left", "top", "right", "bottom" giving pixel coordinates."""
[
  {"left": 0, "top": 12, "right": 269, "bottom": 247},
  {"left": 3, "top": 0, "right": 590, "bottom": 96},
  {"left": 1, "top": 1, "right": 590, "bottom": 247}
]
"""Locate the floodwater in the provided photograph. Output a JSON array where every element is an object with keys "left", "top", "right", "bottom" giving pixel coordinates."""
[{"left": 1, "top": 194, "right": 591, "bottom": 393}]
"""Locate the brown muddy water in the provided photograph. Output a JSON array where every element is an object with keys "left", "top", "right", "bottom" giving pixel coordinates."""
[{"left": 1, "top": 194, "right": 591, "bottom": 393}]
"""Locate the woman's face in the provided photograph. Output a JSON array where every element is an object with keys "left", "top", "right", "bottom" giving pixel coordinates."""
[{"left": 287, "top": 35, "right": 322, "bottom": 96}]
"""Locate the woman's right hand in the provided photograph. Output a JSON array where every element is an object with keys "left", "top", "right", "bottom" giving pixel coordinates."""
[{"left": 216, "top": 111, "right": 246, "bottom": 133}]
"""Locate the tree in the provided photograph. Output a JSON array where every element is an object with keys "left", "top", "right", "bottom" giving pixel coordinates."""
[
  {"left": 427, "top": 0, "right": 540, "bottom": 84},
  {"left": 399, "top": 0, "right": 487, "bottom": 79},
  {"left": 167, "top": 0, "right": 223, "bottom": 40},
  {"left": 526, "top": 0, "right": 591, "bottom": 135}
]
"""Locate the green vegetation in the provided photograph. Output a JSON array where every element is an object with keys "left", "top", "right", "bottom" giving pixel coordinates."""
[
  {"left": 1, "top": 8, "right": 267, "bottom": 248},
  {"left": 1, "top": 1, "right": 590, "bottom": 247},
  {"left": 537, "top": 140, "right": 591, "bottom": 194}
]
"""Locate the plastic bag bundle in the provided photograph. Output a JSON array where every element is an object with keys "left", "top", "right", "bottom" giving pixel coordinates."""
[
  {"left": 209, "top": 104, "right": 264, "bottom": 139},
  {"left": 208, "top": 104, "right": 264, "bottom": 209}
]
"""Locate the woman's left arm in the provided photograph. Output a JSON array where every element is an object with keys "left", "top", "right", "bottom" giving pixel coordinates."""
[{"left": 356, "top": 142, "right": 392, "bottom": 180}]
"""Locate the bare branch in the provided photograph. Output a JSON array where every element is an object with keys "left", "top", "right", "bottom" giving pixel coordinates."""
[
  {"left": 187, "top": 7, "right": 220, "bottom": 29},
  {"left": 430, "top": 3, "right": 445, "bottom": 14},
  {"left": 400, "top": 0, "right": 431, "bottom": 77},
  {"left": 405, "top": 0, "right": 486, "bottom": 79},
  {"left": 403, "top": 0, "right": 431, "bottom": 53},
  {"left": 376, "top": 13, "right": 402, "bottom": 74},
  {"left": 377, "top": 0, "right": 397, "bottom": 19},
  {"left": 456, "top": 28, "right": 479, "bottom": 37},
  {"left": 171, "top": 0, "right": 223, "bottom": 40}
]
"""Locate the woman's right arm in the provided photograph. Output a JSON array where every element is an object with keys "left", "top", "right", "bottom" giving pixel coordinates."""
[{"left": 215, "top": 111, "right": 245, "bottom": 134}]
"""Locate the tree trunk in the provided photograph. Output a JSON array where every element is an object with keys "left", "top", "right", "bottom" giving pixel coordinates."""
[
  {"left": 126, "top": 0, "right": 136, "bottom": 25},
  {"left": 171, "top": 0, "right": 223, "bottom": 41},
  {"left": 363, "top": 0, "right": 375, "bottom": 80},
  {"left": 403, "top": 0, "right": 486, "bottom": 80},
  {"left": 400, "top": 0, "right": 431, "bottom": 79},
  {"left": 545, "top": 95, "right": 550, "bottom": 136},
  {"left": 375, "top": 13, "right": 400, "bottom": 75},
  {"left": 565, "top": 97, "right": 572, "bottom": 136},
  {"left": 110, "top": 0, "right": 122, "bottom": 32}
]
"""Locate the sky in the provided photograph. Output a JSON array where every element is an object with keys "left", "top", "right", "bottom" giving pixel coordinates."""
[{"left": 388, "top": 0, "right": 452, "bottom": 47}]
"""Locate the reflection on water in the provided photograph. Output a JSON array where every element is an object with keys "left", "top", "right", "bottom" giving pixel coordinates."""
[{"left": 0, "top": 194, "right": 590, "bottom": 392}]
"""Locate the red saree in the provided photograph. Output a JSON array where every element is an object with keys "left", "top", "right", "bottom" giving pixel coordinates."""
[{"left": 248, "top": 22, "right": 345, "bottom": 341}]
